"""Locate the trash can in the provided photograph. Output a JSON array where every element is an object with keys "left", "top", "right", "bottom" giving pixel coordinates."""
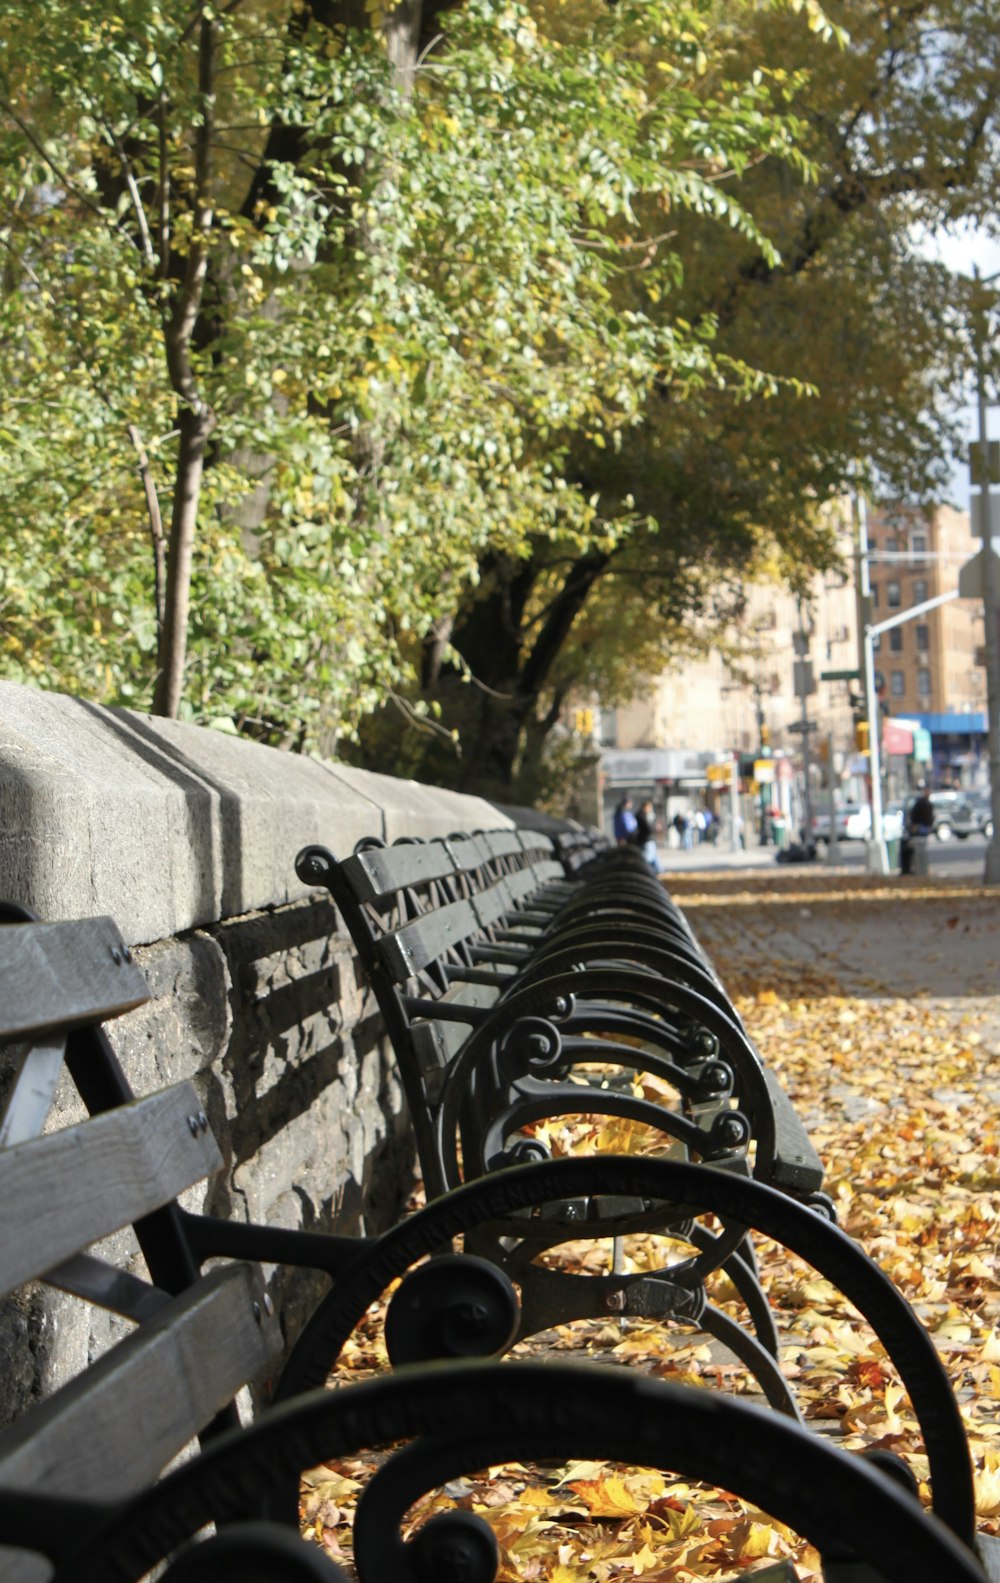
[
  {"left": 901, "top": 833, "right": 929, "bottom": 875},
  {"left": 910, "top": 834, "right": 929, "bottom": 876},
  {"left": 885, "top": 836, "right": 901, "bottom": 871}
]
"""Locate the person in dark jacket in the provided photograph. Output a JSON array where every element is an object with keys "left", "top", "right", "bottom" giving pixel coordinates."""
[{"left": 635, "top": 799, "right": 661, "bottom": 873}]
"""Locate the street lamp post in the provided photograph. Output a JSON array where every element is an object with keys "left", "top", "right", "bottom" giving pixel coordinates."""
[{"left": 970, "top": 266, "right": 1000, "bottom": 886}]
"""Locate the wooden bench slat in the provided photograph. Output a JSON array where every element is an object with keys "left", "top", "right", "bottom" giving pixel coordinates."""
[
  {"left": 762, "top": 1069, "right": 824, "bottom": 1192},
  {"left": 411, "top": 981, "right": 503, "bottom": 1074},
  {"left": 0, "top": 1084, "right": 223, "bottom": 1297},
  {"left": 381, "top": 894, "right": 482, "bottom": 978},
  {"left": 0, "top": 918, "right": 149, "bottom": 1040},
  {"left": 474, "top": 830, "right": 524, "bottom": 862},
  {"left": 344, "top": 843, "right": 458, "bottom": 901},
  {"left": 0, "top": 1264, "right": 280, "bottom": 1503}
]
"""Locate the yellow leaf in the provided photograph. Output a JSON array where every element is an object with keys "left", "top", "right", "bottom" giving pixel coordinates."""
[{"left": 568, "top": 1474, "right": 646, "bottom": 1518}]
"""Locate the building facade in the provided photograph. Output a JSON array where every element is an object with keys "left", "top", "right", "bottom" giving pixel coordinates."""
[
  {"left": 599, "top": 499, "right": 987, "bottom": 839},
  {"left": 867, "top": 502, "right": 987, "bottom": 785}
]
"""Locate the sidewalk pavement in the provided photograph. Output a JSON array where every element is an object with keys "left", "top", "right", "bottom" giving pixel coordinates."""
[{"left": 654, "top": 840, "right": 780, "bottom": 874}]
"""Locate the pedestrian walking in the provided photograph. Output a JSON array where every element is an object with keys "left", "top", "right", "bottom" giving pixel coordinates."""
[
  {"left": 613, "top": 796, "right": 638, "bottom": 846},
  {"left": 635, "top": 799, "right": 661, "bottom": 874}
]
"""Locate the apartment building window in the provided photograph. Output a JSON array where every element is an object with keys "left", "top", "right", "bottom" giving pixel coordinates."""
[
  {"left": 874, "top": 670, "right": 886, "bottom": 693},
  {"left": 913, "top": 580, "right": 928, "bottom": 604},
  {"left": 915, "top": 623, "right": 930, "bottom": 652},
  {"left": 889, "top": 628, "right": 903, "bottom": 652},
  {"left": 917, "top": 668, "right": 931, "bottom": 697},
  {"left": 911, "top": 532, "right": 928, "bottom": 565},
  {"left": 891, "top": 671, "right": 905, "bottom": 697},
  {"left": 871, "top": 584, "right": 880, "bottom": 609},
  {"left": 887, "top": 580, "right": 901, "bottom": 608}
]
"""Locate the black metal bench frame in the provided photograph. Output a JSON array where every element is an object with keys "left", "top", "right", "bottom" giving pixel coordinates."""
[{"left": 0, "top": 902, "right": 994, "bottom": 1581}]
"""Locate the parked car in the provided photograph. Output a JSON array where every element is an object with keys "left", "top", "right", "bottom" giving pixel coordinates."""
[
  {"left": 971, "top": 789, "right": 995, "bottom": 839},
  {"left": 903, "top": 789, "right": 974, "bottom": 841},
  {"left": 811, "top": 802, "right": 872, "bottom": 841},
  {"left": 949, "top": 788, "right": 994, "bottom": 840},
  {"left": 882, "top": 803, "right": 906, "bottom": 840}
]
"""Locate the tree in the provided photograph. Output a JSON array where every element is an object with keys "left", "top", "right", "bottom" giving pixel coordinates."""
[
  {"left": 357, "top": 0, "right": 1000, "bottom": 801},
  {"left": 0, "top": 0, "right": 818, "bottom": 748}
]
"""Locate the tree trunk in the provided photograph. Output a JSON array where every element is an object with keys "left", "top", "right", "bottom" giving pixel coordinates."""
[
  {"left": 152, "top": 9, "right": 217, "bottom": 719},
  {"left": 439, "top": 547, "right": 612, "bottom": 793},
  {"left": 152, "top": 405, "right": 215, "bottom": 716}
]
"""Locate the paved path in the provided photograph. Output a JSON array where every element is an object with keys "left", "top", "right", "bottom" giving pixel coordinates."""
[{"left": 666, "top": 866, "right": 1000, "bottom": 1052}]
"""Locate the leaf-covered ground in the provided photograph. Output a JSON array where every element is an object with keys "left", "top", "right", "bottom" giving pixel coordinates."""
[{"left": 302, "top": 871, "right": 1000, "bottom": 1579}]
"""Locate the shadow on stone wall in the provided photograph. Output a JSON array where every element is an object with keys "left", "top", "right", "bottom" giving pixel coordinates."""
[{"left": 0, "top": 896, "right": 412, "bottom": 1428}]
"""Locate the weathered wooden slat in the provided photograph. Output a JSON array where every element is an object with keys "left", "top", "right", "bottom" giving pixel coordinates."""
[
  {"left": 408, "top": 975, "right": 506, "bottom": 1076},
  {"left": 411, "top": 981, "right": 502, "bottom": 1074},
  {"left": 471, "top": 886, "right": 507, "bottom": 930},
  {"left": 475, "top": 830, "right": 524, "bottom": 863},
  {"left": 0, "top": 918, "right": 149, "bottom": 1040},
  {"left": 762, "top": 1069, "right": 824, "bottom": 1193},
  {"left": 380, "top": 894, "right": 482, "bottom": 979},
  {"left": 502, "top": 869, "right": 540, "bottom": 905},
  {"left": 0, "top": 1264, "right": 280, "bottom": 1502},
  {"left": 344, "top": 843, "right": 456, "bottom": 901},
  {"left": 516, "top": 831, "right": 556, "bottom": 857},
  {"left": 0, "top": 1084, "right": 222, "bottom": 1298},
  {"left": 444, "top": 834, "right": 493, "bottom": 876}
]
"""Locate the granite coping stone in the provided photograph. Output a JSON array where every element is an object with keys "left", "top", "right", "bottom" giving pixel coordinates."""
[{"left": 0, "top": 682, "right": 511, "bottom": 943}]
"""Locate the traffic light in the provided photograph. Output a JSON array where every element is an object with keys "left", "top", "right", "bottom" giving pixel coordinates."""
[
  {"left": 573, "top": 708, "right": 594, "bottom": 735},
  {"left": 855, "top": 719, "right": 870, "bottom": 753}
]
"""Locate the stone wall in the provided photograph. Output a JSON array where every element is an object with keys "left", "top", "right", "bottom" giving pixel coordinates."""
[{"left": 0, "top": 682, "right": 513, "bottom": 1424}]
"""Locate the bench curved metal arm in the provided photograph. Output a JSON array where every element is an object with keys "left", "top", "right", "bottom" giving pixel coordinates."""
[
  {"left": 434, "top": 968, "right": 776, "bottom": 1190},
  {"left": 65, "top": 1362, "right": 985, "bottom": 1583},
  {"left": 273, "top": 1156, "right": 975, "bottom": 1547}
]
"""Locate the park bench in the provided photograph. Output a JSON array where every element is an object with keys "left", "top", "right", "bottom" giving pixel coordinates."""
[
  {"left": 292, "top": 828, "right": 837, "bottom": 1400},
  {"left": 0, "top": 905, "right": 994, "bottom": 1581}
]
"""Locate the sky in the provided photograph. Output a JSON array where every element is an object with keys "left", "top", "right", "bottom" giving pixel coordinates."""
[{"left": 916, "top": 226, "right": 1000, "bottom": 510}]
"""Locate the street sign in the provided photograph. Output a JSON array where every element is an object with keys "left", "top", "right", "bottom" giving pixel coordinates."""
[
  {"left": 970, "top": 496, "right": 1000, "bottom": 539},
  {"left": 820, "top": 668, "right": 860, "bottom": 682},
  {"left": 706, "top": 763, "right": 732, "bottom": 784},
  {"left": 969, "top": 440, "right": 1000, "bottom": 486},
  {"left": 787, "top": 720, "right": 819, "bottom": 734},
  {"left": 913, "top": 727, "right": 932, "bottom": 763},
  {"left": 793, "top": 659, "right": 816, "bottom": 696},
  {"left": 753, "top": 759, "right": 775, "bottom": 783},
  {"left": 882, "top": 719, "right": 913, "bottom": 755},
  {"left": 958, "top": 543, "right": 1000, "bottom": 596}
]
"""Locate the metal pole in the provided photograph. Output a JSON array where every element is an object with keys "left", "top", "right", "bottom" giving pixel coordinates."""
[
  {"left": 825, "top": 733, "right": 840, "bottom": 865},
  {"left": 972, "top": 267, "right": 1000, "bottom": 886},
  {"left": 854, "top": 494, "right": 889, "bottom": 874},
  {"left": 729, "top": 754, "right": 740, "bottom": 853},
  {"left": 863, "top": 621, "right": 889, "bottom": 873},
  {"left": 796, "top": 604, "right": 813, "bottom": 842}
]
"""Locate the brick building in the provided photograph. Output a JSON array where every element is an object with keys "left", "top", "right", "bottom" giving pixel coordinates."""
[{"left": 867, "top": 502, "right": 987, "bottom": 785}]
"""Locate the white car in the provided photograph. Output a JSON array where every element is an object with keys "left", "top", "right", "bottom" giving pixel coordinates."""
[
  {"left": 882, "top": 803, "right": 906, "bottom": 840},
  {"left": 811, "top": 803, "right": 871, "bottom": 841},
  {"left": 812, "top": 802, "right": 905, "bottom": 842}
]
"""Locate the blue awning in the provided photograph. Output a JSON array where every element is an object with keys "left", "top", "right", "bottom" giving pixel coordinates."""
[{"left": 906, "top": 712, "right": 987, "bottom": 734}]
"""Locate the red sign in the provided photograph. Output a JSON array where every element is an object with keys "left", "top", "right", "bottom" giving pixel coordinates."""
[{"left": 882, "top": 720, "right": 914, "bottom": 755}]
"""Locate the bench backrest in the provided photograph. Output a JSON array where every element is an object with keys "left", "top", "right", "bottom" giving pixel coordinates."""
[{"left": 0, "top": 915, "right": 283, "bottom": 1582}]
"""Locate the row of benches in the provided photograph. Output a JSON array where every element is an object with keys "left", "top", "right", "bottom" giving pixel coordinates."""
[{"left": 0, "top": 825, "right": 992, "bottom": 1581}]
